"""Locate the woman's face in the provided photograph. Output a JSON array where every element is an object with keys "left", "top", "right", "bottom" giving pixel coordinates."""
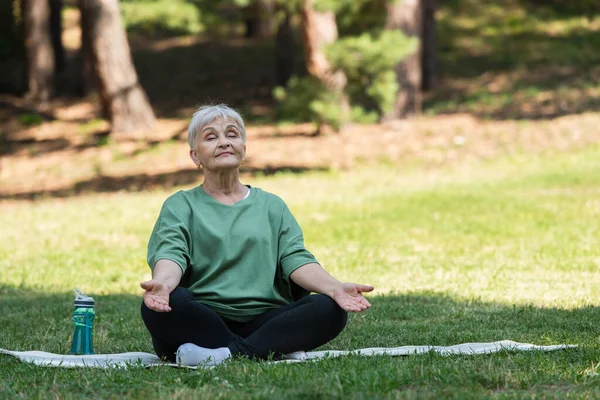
[{"left": 190, "top": 118, "right": 246, "bottom": 171}]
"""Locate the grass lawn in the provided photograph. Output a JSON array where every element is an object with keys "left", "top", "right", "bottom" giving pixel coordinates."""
[
  {"left": 428, "top": 0, "right": 600, "bottom": 119},
  {"left": 1, "top": 145, "right": 600, "bottom": 398}
]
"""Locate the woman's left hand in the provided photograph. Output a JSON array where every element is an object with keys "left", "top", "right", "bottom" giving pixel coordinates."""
[{"left": 331, "top": 283, "right": 374, "bottom": 312}]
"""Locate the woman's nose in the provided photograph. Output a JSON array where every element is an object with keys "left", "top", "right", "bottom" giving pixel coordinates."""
[{"left": 217, "top": 135, "right": 231, "bottom": 147}]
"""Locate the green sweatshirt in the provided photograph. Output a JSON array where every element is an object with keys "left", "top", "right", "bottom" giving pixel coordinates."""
[{"left": 147, "top": 186, "right": 317, "bottom": 322}]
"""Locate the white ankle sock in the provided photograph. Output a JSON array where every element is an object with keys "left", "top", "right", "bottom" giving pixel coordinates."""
[{"left": 176, "top": 343, "right": 232, "bottom": 366}]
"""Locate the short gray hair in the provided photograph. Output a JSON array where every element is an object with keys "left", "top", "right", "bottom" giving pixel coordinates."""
[{"left": 187, "top": 104, "right": 247, "bottom": 149}]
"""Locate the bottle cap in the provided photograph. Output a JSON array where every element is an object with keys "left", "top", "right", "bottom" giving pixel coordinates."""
[{"left": 73, "top": 289, "right": 95, "bottom": 307}]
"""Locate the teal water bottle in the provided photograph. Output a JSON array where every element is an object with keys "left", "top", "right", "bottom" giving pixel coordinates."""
[{"left": 70, "top": 289, "right": 95, "bottom": 355}]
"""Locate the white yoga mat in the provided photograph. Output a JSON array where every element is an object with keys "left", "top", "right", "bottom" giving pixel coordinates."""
[{"left": 0, "top": 340, "right": 576, "bottom": 369}]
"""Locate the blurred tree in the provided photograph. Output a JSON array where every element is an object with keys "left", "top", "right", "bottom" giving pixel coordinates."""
[
  {"left": 244, "top": 0, "right": 275, "bottom": 38},
  {"left": 22, "top": 0, "right": 54, "bottom": 102},
  {"left": 300, "top": 0, "right": 349, "bottom": 132},
  {"left": 327, "top": 30, "right": 416, "bottom": 121},
  {"left": 77, "top": 0, "right": 94, "bottom": 96},
  {"left": 275, "top": 0, "right": 417, "bottom": 128},
  {"left": 0, "top": 0, "right": 25, "bottom": 94},
  {"left": 275, "top": 6, "right": 295, "bottom": 86},
  {"left": 79, "top": 0, "right": 156, "bottom": 134},
  {"left": 49, "top": 0, "right": 65, "bottom": 75},
  {"left": 421, "top": 0, "right": 436, "bottom": 91},
  {"left": 384, "top": 0, "right": 423, "bottom": 119},
  {"left": 334, "top": 0, "right": 388, "bottom": 36}
]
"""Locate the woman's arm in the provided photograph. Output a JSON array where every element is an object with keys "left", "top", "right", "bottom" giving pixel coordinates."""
[
  {"left": 290, "top": 263, "right": 374, "bottom": 312},
  {"left": 289, "top": 262, "right": 342, "bottom": 296},
  {"left": 140, "top": 259, "right": 183, "bottom": 312}
]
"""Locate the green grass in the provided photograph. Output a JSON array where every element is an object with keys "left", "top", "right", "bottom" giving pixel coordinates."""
[
  {"left": 120, "top": 0, "right": 204, "bottom": 38},
  {"left": 18, "top": 112, "right": 44, "bottom": 127},
  {"left": 2, "top": 147, "right": 600, "bottom": 398},
  {"left": 427, "top": 0, "right": 600, "bottom": 119}
]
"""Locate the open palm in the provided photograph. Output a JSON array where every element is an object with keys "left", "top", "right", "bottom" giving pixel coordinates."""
[
  {"left": 141, "top": 280, "right": 172, "bottom": 312},
  {"left": 331, "top": 283, "right": 374, "bottom": 312}
]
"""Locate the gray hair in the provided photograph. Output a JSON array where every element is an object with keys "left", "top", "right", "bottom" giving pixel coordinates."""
[{"left": 187, "top": 104, "right": 247, "bottom": 149}]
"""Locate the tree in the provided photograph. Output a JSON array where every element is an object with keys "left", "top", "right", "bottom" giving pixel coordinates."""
[
  {"left": 421, "top": 0, "right": 436, "bottom": 91},
  {"left": 385, "top": 0, "right": 423, "bottom": 119},
  {"left": 244, "top": 0, "right": 275, "bottom": 39},
  {"left": 77, "top": 0, "right": 94, "bottom": 96},
  {"left": 79, "top": 0, "right": 156, "bottom": 134},
  {"left": 300, "top": 0, "right": 349, "bottom": 132},
  {"left": 22, "top": 0, "right": 55, "bottom": 102},
  {"left": 275, "top": 6, "right": 295, "bottom": 86},
  {"left": 0, "top": 0, "right": 24, "bottom": 93},
  {"left": 49, "top": 0, "right": 65, "bottom": 74}
]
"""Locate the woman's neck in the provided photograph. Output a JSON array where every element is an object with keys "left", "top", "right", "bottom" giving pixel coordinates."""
[{"left": 201, "top": 170, "right": 244, "bottom": 197}]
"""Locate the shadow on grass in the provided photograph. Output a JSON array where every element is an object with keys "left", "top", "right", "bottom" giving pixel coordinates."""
[
  {"left": 429, "top": 0, "right": 600, "bottom": 119},
  {"left": 1, "top": 284, "right": 597, "bottom": 400},
  {"left": 0, "top": 285, "right": 152, "bottom": 355},
  {"left": 0, "top": 137, "right": 72, "bottom": 157},
  {"left": 441, "top": 0, "right": 600, "bottom": 17},
  {"left": 349, "top": 293, "right": 598, "bottom": 349},
  {"left": 0, "top": 165, "right": 329, "bottom": 201},
  {"left": 0, "top": 120, "right": 184, "bottom": 157},
  {"left": 0, "top": 284, "right": 596, "bottom": 355},
  {"left": 516, "top": 0, "right": 600, "bottom": 19},
  {"left": 0, "top": 131, "right": 114, "bottom": 157}
]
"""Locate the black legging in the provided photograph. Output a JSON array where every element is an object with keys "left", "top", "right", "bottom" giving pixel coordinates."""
[{"left": 141, "top": 287, "right": 348, "bottom": 362}]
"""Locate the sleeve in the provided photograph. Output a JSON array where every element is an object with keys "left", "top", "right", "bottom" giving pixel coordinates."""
[
  {"left": 278, "top": 203, "right": 319, "bottom": 282},
  {"left": 147, "top": 194, "right": 192, "bottom": 274}
]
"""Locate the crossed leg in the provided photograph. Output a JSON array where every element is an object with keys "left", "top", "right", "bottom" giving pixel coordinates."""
[{"left": 141, "top": 287, "right": 348, "bottom": 363}]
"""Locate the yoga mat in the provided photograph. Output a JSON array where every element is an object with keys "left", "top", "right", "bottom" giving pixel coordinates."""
[{"left": 0, "top": 340, "right": 576, "bottom": 369}]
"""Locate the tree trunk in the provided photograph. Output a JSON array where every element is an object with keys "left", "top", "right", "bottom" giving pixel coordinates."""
[
  {"left": 275, "top": 8, "right": 295, "bottom": 86},
  {"left": 244, "top": 0, "right": 275, "bottom": 39},
  {"left": 77, "top": 0, "right": 95, "bottom": 96},
  {"left": 421, "top": 0, "right": 436, "bottom": 91},
  {"left": 300, "top": 0, "right": 349, "bottom": 133},
  {"left": 22, "top": 0, "right": 55, "bottom": 103},
  {"left": 385, "top": 0, "right": 423, "bottom": 119},
  {"left": 0, "top": 0, "right": 25, "bottom": 94},
  {"left": 79, "top": 0, "right": 156, "bottom": 134},
  {"left": 49, "top": 0, "right": 65, "bottom": 74}
]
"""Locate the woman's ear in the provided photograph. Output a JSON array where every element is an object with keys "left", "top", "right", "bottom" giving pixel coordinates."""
[{"left": 189, "top": 149, "right": 200, "bottom": 166}]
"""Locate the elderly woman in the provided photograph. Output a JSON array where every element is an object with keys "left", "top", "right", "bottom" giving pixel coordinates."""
[{"left": 140, "top": 104, "right": 374, "bottom": 366}]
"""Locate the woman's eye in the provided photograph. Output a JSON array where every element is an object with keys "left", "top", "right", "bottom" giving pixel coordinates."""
[{"left": 206, "top": 135, "right": 216, "bottom": 140}]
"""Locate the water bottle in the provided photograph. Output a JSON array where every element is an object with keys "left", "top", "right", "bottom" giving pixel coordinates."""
[{"left": 70, "top": 289, "right": 95, "bottom": 355}]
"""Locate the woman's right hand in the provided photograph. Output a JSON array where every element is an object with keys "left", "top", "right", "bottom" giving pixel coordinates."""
[{"left": 141, "top": 280, "right": 172, "bottom": 312}]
